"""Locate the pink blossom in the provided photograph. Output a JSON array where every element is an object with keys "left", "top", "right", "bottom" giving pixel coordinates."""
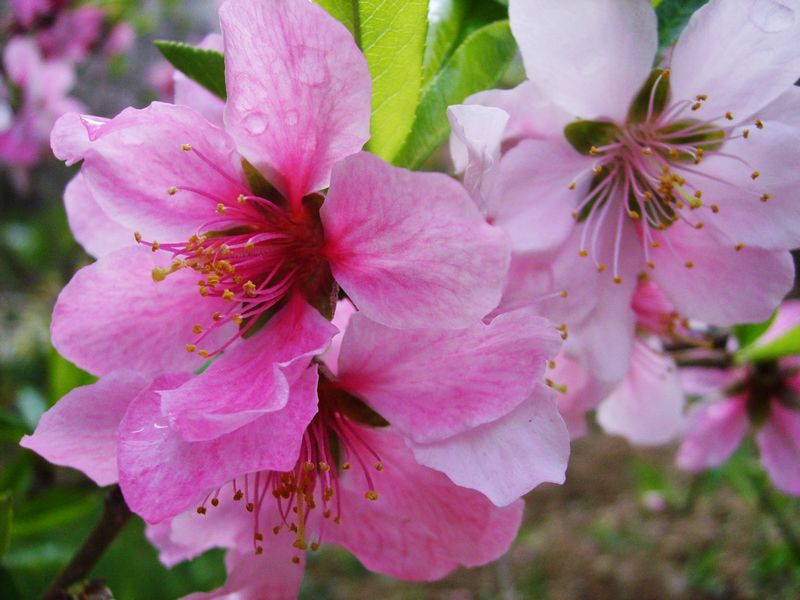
[
  {"left": 677, "top": 301, "right": 800, "bottom": 495},
  {"left": 449, "top": 0, "right": 800, "bottom": 382},
  {"left": 9, "top": 0, "right": 57, "bottom": 29},
  {"left": 172, "top": 34, "right": 225, "bottom": 127},
  {"left": 36, "top": 5, "right": 105, "bottom": 62},
  {"left": 0, "top": 36, "right": 83, "bottom": 174}
]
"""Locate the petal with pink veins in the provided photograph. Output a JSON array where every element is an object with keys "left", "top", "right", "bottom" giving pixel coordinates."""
[
  {"left": 670, "top": 0, "right": 800, "bottom": 123},
  {"left": 337, "top": 310, "right": 561, "bottom": 444},
  {"left": 160, "top": 295, "right": 336, "bottom": 441},
  {"left": 676, "top": 396, "right": 749, "bottom": 471},
  {"left": 597, "top": 339, "right": 686, "bottom": 446},
  {"left": 51, "top": 246, "right": 235, "bottom": 377},
  {"left": 20, "top": 370, "right": 151, "bottom": 486},
  {"left": 508, "top": 0, "right": 657, "bottom": 122},
  {"left": 219, "top": 0, "right": 370, "bottom": 204},
  {"left": 64, "top": 172, "right": 132, "bottom": 258},
  {"left": 409, "top": 384, "right": 570, "bottom": 506},
  {"left": 118, "top": 367, "right": 319, "bottom": 524},
  {"left": 757, "top": 402, "right": 800, "bottom": 496},
  {"left": 321, "top": 152, "right": 509, "bottom": 329},
  {"left": 326, "top": 425, "right": 524, "bottom": 581}
]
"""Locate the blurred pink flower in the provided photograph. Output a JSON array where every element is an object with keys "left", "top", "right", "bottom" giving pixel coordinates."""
[
  {"left": 36, "top": 5, "right": 105, "bottom": 62},
  {"left": 9, "top": 0, "right": 57, "bottom": 28},
  {"left": 677, "top": 302, "right": 800, "bottom": 496}
]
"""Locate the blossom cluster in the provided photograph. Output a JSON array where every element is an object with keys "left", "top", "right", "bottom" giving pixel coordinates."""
[
  {"left": 0, "top": 0, "right": 132, "bottom": 186},
  {"left": 18, "top": 0, "right": 800, "bottom": 597}
]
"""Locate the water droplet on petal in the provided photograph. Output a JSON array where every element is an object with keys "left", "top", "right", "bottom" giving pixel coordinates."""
[
  {"left": 750, "top": 0, "right": 795, "bottom": 32},
  {"left": 243, "top": 112, "right": 268, "bottom": 135}
]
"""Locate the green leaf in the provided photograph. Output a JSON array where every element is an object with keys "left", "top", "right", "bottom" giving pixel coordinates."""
[
  {"left": 49, "top": 349, "right": 96, "bottom": 407},
  {"left": 733, "top": 312, "right": 777, "bottom": 352},
  {"left": 737, "top": 324, "right": 800, "bottom": 364},
  {"left": 422, "top": 0, "right": 470, "bottom": 85},
  {"left": 154, "top": 40, "right": 226, "bottom": 100},
  {"left": 656, "top": 0, "right": 709, "bottom": 48},
  {"left": 0, "top": 491, "right": 12, "bottom": 560},
  {"left": 394, "top": 20, "right": 518, "bottom": 170}
]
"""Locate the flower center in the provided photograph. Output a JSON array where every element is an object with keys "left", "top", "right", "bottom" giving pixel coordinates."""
[
  {"left": 136, "top": 144, "right": 333, "bottom": 358},
  {"left": 564, "top": 69, "right": 769, "bottom": 283},
  {"left": 194, "top": 374, "right": 387, "bottom": 561}
]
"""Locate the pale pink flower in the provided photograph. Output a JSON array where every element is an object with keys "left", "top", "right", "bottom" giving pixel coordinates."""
[
  {"left": 48, "top": 0, "right": 508, "bottom": 442},
  {"left": 36, "top": 5, "right": 105, "bottom": 62},
  {"left": 450, "top": 0, "right": 800, "bottom": 379},
  {"left": 9, "top": 0, "right": 57, "bottom": 28},
  {"left": 0, "top": 36, "right": 83, "bottom": 174},
  {"left": 677, "top": 302, "right": 800, "bottom": 496}
]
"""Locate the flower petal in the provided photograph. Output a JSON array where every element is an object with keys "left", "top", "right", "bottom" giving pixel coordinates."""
[
  {"left": 219, "top": 0, "right": 370, "bottom": 203},
  {"left": 64, "top": 172, "right": 132, "bottom": 258},
  {"left": 509, "top": 0, "right": 657, "bottom": 121},
  {"left": 670, "top": 0, "right": 800, "bottom": 122},
  {"left": 597, "top": 339, "right": 686, "bottom": 446},
  {"left": 757, "top": 402, "right": 800, "bottom": 496},
  {"left": 160, "top": 295, "right": 336, "bottom": 441},
  {"left": 337, "top": 310, "right": 561, "bottom": 444},
  {"left": 173, "top": 34, "right": 225, "bottom": 128},
  {"left": 118, "top": 367, "right": 319, "bottom": 524},
  {"left": 652, "top": 221, "right": 794, "bottom": 325},
  {"left": 676, "top": 396, "right": 748, "bottom": 471},
  {"left": 322, "top": 152, "right": 509, "bottom": 328},
  {"left": 409, "top": 384, "right": 570, "bottom": 506},
  {"left": 51, "top": 246, "right": 235, "bottom": 377},
  {"left": 20, "top": 371, "right": 150, "bottom": 486},
  {"left": 326, "top": 425, "right": 524, "bottom": 581}
]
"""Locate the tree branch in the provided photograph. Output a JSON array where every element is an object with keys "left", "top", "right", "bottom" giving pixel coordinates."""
[{"left": 42, "top": 486, "right": 132, "bottom": 600}]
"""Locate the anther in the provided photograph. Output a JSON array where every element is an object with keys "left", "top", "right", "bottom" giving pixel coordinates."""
[
  {"left": 755, "top": 119, "right": 764, "bottom": 129},
  {"left": 685, "top": 261, "right": 694, "bottom": 269},
  {"left": 695, "top": 94, "right": 707, "bottom": 101},
  {"left": 342, "top": 463, "right": 351, "bottom": 471},
  {"left": 365, "top": 491, "right": 379, "bottom": 501},
  {"left": 246, "top": 502, "right": 255, "bottom": 512},
  {"left": 613, "top": 276, "right": 622, "bottom": 284},
  {"left": 167, "top": 186, "right": 177, "bottom": 196},
  {"left": 646, "top": 261, "right": 655, "bottom": 269},
  {"left": 711, "top": 204, "right": 720, "bottom": 213},
  {"left": 627, "top": 210, "right": 641, "bottom": 220},
  {"left": 760, "top": 193, "right": 770, "bottom": 202},
  {"left": 222, "top": 289, "right": 235, "bottom": 301},
  {"left": 735, "top": 243, "right": 744, "bottom": 252},
  {"left": 560, "top": 290, "right": 569, "bottom": 299},
  {"left": 751, "top": 171, "right": 760, "bottom": 180},
  {"left": 192, "top": 324, "right": 203, "bottom": 335},
  {"left": 589, "top": 146, "right": 599, "bottom": 155},
  {"left": 568, "top": 182, "right": 577, "bottom": 191},
  {"left": 310, "top": 543, "right": 320, "bottom": 552},
  {"left": 743, "top": 129, "right": 750, "bottom": 139},
  {"left": 198, "top": 350, "right": 209, "bottom": 358},
  {"left": 642, "top": 147, "right": 652, "bottom": 156},
  {"left": 211, "top": 498, "right": 219, "bottom": 507},
  {"left": 691, "top": 102, "right": 702, "bottom": 111},
  {"left": 694, "top": 222, "right": 704, "bottom": 229},
  {"left": 291, "top": 557, "right": 301, "bottom": 564},
  {"left": 237, "top": 194, "right": 247, "bottom": 204},
  {"left": 255, "top": 547, "right": 264, "bottom": 555},
  {"left": 184, "top": 344, "right": 196, "bottom": 353},
  {"left": 273, "top": 526, "right": 281, "bottom": 535},
  {"left": 151, "top": 241, "right": 160, "bottom": 252},
  {"left": 597, "top": 263, "right": 606, "bottom": 273},
  {"left": 725, "top": 112, "right": 734, "bottom": 120},
  {"left": 181, "top": 143, "right": 192, "bottom": 151},
  {"left": 196, "top": 506, "right": 206, "bottom": 515},
  {"left": 234, "top": 490, "right": 244, "bottom": 501},
  {"left": 375, "top": 462, "right": 383, "bottom": 472},
  {"left": 578, "top": 249, "right": 589, "bottom": 257},
  {"left": 212, "top": 311, "right": 222, "bottom": 321},
  {"left": 216, "top": 203, "right": 227, "bottom": 214}
]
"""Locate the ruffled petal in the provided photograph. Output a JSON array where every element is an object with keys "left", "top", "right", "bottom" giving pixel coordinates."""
[
  {"left": 409, "top": 384, "right": 570, "bottom": 506},
  {"left": 220, "top": 0, "right": 370, "bottom": 203},
  {"left": 51, "top": 246, "right": 235, "bottom": 377},
  {"left": 118, "top": 367, "right": 319, "bottom": 524},
  {"left": 322, "top": 152, "right": 509, "bottom": 329},
  {"left": 509, "top": 0, "right": 657, "bottom": 121},
  {"left": 337, "top": 310, "right": 561, "bottom": 444},
  {"left": 20, "top": 370, "right": 151, "bottom": 486}
]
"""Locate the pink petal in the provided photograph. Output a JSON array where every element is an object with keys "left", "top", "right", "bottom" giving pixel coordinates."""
[
  {"left": 219, "top": 0, "right": 370, "bottom": 203},
  {"left": 690, "top": 122, "right": 800, "bottom": 251},
  {"left": 680, "top": 367, "right": 743, "bottom": 397},
  {"left": 50, "top": 112, "right": 109, "bottom": 166},
  {"left": 651, "top": 221, "right": 794, "bottom": 325},
  {"left": 173, "top": 34, "right": 225, "bottom": 128},
  {"left": 326, "top": 425, "right": 524, "bottom": 581},
  {"left": 160, "top": 295, "right": 336, "bottom": 441},
  {"left": 64, "top": 172, "right": 132, "bottom": 258},
  {"left": 670, "top": 0, "right": 800, "bottom": 123},
  {"left": 20, "top": 371, "right": 151, "bottom": 486},
  {"left": 465, "top": 80, "right": 573, "bottom": 143},
  {"left": 676, "top": 396, "right": 749, "bottom": 471},
  {"left": 597, "top": 339, "right": 686, "bottom": 446},
  {"left": 322, "top": 152, "right": 509, "bottom": 328},
  {"left": 757, "top": 402, "right": 800, "bottom": 496},
  {"left": 447, "top": 103, "right": 509, "bottom": 205},
  {"left": 492, "top": 138, "right": 591, "bottom": 252},
  {"left": 184, "top": 547, "right": 305, "bottom": 600},
  {"left": 409, "top": 384, "right": 570, "bottom": 506},
  {"left": 319, "top": 299, "right": 358, "bottom": 376},
  {"left": 509, "top": 0, "right": 657, "bottom": 121},
  {"left": 337, "top": 309, "right": 561, "bottom": 444},
  {"left": 118, "top": 367, "right": 319, "bottom": 524},
  {"left": 78, "top": 102, "right": 245, "bottom": 241},
  {"left": 51, "top": 246, "right": 235, "bottom": 377},
  {"left": 757, "top": 300, "right": 800, "bottom": 344},
  {"left": 760, "top": 86, "right": 800, "bottom": 127}
]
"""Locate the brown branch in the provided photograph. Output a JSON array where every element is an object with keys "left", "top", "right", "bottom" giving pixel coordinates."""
[{"left": 42, "top": 486, "right": 132, "bottom": 600}]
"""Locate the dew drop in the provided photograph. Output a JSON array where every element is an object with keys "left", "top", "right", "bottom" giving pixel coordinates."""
[{"left": 243, "top": 112, "right": 268, "bottom": 135}]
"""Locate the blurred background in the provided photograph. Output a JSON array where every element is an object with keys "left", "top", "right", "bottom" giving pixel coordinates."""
[{"left": 1, "top": 1, "right": 800, "bottom": 598}]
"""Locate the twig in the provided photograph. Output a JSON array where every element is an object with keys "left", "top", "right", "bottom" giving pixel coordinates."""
[{"left": 42, "top": 486, "right": 132, "bottom": 600}]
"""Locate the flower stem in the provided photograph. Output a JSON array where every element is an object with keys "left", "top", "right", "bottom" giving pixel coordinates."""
[{"left": 42, "top": 486, "right": 132, "bottom": 600}]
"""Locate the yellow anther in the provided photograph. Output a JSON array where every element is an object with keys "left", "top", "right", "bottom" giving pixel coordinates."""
[
  {"left": 669, "top": 148, "right": 679, "bottom": 158},
  {"left": 243, "top": 280, "right": 257, "bottom": 297},
  {"left": 695, "top": 222, "right": 704, "bottom": 229},
  {"left": 751, "top": 171, "right": 761, "bottom": 180},
  {"left": 685, "top": 261, "right": 694, "bottom": 269},
  {"left": 220, "top": 244, "right": 231, "bottom": 255},
  {"left": 694, "top": 190, "right": 702, "bottom": 199},
  {"left": 196, "top": 506, "right": 206, "bottom": 515},
  {"left": 695, "top": 94, "right": 708, "bottom": 101},
  {"left": 151, "top": 267, "right": 169, "bottom": 282},
  {"left": 755, "top": 119, "right": 764, "bottom": 129},
  {"left": 589, "top": 146, "right": 599, "bottom": 155},
  {"left": 560, "top": 289, "right": 569, "bottom": 299},
  {"left": 691, "top": 102, "right": 702, "bottom": 111},
  {"left": 725, "top": 112, "right": 734, "bottom": 120},
  {"left": 735, "top": 243, "right": 744, "bottom": 251},
  {"left": 375, "top": 462, "right": 383, "bottom": 472},
  {"left": 743, "top": 129, "right": 750, "bottom": 139},
  {"left": 291, "top": 557, "right": 301, "bottom": 564},
  {"left": 134, "top": 231, "right": 142, "bottom": 243},
  {"left": 710, "top": 204, "right": 720, "bottom": 213},
  {"left": 199, "top": 286, "right": 209, "bottom": 297},
  {"left": 342, "top": 463, "right": 351, "bottom": 471},
  {"left": 212, "top": 311, "right": 222, "bottom": 321},
  {"left": 568, "top": 182, "right": 577, "bottom": 190},
  {"left": 198, "top": 350, "right": 209, "bottom": 358},
  {"left": 237, "top": 194, "right": 247, "bottom": 204},
  {"left": 167, "top": 186, "right": 177, "bottom": 196},
  {"left": 578, "top": 249, "right": 589, "bottom": 257},
  {"left": 365, "top": 491, "right": 379, "bottom": 501},
  {"left": 192, "top": 324, "right": 203, "bottom": 335},
  {"left": 151, "top": 241, "right": 160, "bottom": 252},
  {"left": 207, "top": 274, "right": 220, "bottom": 286},
  {"left": 593, "top": 166, "right": 604, "bottom": 175},
  {"left": 216, "top": 203, "right": 227, "bottom": 214},
  {"left": 760, "top": 193, "right": 770, "bottom": 202},
  {"left": 181, "top": 143, "right": 192, "bottom": 151},
  {"left": 245, "top": 241, "right": 255, "bottom": 250},
  {"left": 646, "top": 261, "right": 655, "bottom": 269},
  {"left": 184, "top": 344, "right": 196, "bottom": 353},
  {"left": 613, "top": 276, "right": 622, "bottom": 284},
  {"left": 548, "top": 360, "right": 557, "bottom": 369},
  {"left": 627, "top": 210, "right": 641, "bottom": 220},
  {"left": 651, "top": 242, "right": 661, "bottom": 249},
  {"left": 310, "top": 542, "right": 320, "bottom": 552},
  {"left": 597, "top": 263, "right": 606, "bottom": 273},
  {"left": 232, "top": 313, "right": 243, "bottom": 325},
  {"left": 642, "top": 147, "right": 653, "bottom": 156},
  {"left": 255, "top": 547, "right": 264, "bottom": 555}
]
